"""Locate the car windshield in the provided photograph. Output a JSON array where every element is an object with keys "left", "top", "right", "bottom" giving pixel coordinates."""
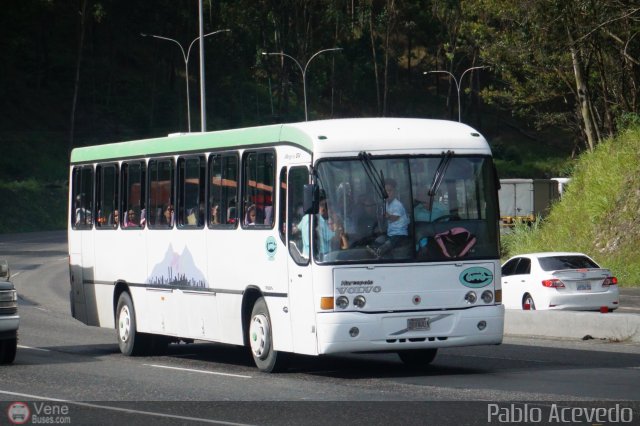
[
  {"left": 311, "top": 155, "right": 500, "bottom": 263},
  {"left": 538, "top": 255, "right": 599, "bottom": 271}
]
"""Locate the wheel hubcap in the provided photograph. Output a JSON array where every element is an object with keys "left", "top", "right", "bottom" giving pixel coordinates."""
[
  {"left": 249, "top": 314, "right": 270, "bottom": 359},
  {"left": 119, "top": 305, "right": 131, "bottom": 342}
]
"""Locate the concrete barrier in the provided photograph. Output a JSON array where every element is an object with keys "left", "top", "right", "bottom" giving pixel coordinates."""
[{"left": 504, "top": 310, "right": 640, "bottom": 343}]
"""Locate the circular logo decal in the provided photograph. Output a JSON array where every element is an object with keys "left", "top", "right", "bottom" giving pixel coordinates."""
[
  {"left": 459, "top": 267, "right": 493, "bottom": 288},
  {"left": 7, "top": 402, "right": 30, "bottom": 425},
  {"left": 265, "top": 236, "right": 277, "bottom": 259}
]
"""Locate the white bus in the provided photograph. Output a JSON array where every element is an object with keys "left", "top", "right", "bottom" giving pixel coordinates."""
[{"left": 68, "top": 118, "right": 503, "bottom": 372}]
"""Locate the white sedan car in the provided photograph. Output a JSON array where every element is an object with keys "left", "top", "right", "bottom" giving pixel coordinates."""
[{"left": 501, "top": 252, "right": 619, "bottom": 311}]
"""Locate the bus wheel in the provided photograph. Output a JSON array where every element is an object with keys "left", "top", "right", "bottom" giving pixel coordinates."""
[
  {"left": 249, "top": 297, "right": 287, "bottom": 373},
  {"left": 116, "top": 292, "right": 148, "bottom": 356},
  {"left": 0, "top": 337, "right": 17, "bottom": 364},
  {"left": 397, "top": 348, "right": 438, "bottom": 367}
]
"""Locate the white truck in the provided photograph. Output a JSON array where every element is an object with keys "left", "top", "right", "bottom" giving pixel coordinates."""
[
  {"left": 0, "top": 260, "right": 18, "bottom": 364},
  {"left": 499, "top": 179, "right": 560, "bottom": 226}
]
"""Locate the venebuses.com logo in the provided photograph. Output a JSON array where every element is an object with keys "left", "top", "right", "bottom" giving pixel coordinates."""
[{"left": 6, "top": 401, "right": 71, "bottom": 425}]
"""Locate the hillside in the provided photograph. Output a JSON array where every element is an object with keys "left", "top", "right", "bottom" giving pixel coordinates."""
[{"left": 502, "top": 126, "right": 640, "bottom": 286}]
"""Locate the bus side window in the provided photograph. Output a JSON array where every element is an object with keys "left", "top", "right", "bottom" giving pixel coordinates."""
[
  {"left": 121, "top": 161, "right": 146, "bottom": 229},
  {"left": 72, "top": 166, "right": 94, "bottom": 229},
  {"left": 288, "top": 166, "right": 309, "bottom": 264},
  {"left": 95, "top": 163, "right": 118, "bottom": 229},
  {"left": 177, "top": 156, "right": 205, "bottom": 228},
  {"left": 208, "top": 153, "right": 239, "bottom": 227},
  {"left": 148, "top": 158, "right": 175, "bottom": 229},
  {"left": 242, "top": 150, "right": 275, "bottom": 229}
]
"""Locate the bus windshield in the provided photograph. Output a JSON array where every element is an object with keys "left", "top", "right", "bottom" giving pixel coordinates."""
[{"left": 312, "top": 155, "right": 499, "bottom": 263}]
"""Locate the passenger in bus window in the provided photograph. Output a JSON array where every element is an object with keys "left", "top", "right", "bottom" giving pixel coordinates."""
[
  {"left": 366, "top": 179, "right": 409, "bottom": 258},
  {"left": 110, "top": 209, "right": 119, "bottom": 227},
  {"left": 125, "top": 210, "right": 138, "bottom": 227},
  {"left": 414, "top": 188, "right": 448, "bottom": 222},
  {"left": 245, "top": 204, "right": 257, "bottom": 226},
  {"left": 211, "top": 204, "right": 221, "bottom": 224},
  {"left": 263, "top": 205, "right": 273, "bottom": 225},
  {"left": 161, "top": 204, "right": 174, "bottom": 226}
]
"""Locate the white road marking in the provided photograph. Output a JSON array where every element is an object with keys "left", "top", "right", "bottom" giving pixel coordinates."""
[
  {"left": 33, "top": 306, "right": 48, "bottom": 312},
  {"left": 11, "top": 272, "right": 22, "bottom": 278},
  {"left": 144, "top": 363, "right": 252, "bottom": 379},
  {"left": 17, "top": 345, "right": 51, "bottom": 352},
  {"left": 0, "top": 390, "right": 255, "bottom": 426}
]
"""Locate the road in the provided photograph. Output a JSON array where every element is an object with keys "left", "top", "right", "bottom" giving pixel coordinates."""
[{"left": 0, "top": 231, "right": 639, "bottom": 425}]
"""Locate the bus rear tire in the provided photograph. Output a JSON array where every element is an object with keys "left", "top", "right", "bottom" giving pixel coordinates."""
[
  {"left": 116, "top": 292, "right": 149, "bottom": 356},
  {"left": 249, "top": 297, "right": 287, "bottom": 373},
  {"left": 397, "top": 348, "right": 438, "bottom": 367},
  {"left": 0, "top": 337, "right": 17, "bottom": 364}
]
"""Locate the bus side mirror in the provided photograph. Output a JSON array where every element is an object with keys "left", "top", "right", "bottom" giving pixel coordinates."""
[{"left": 303, "top": 184, "right": 319, "bottom": 214}]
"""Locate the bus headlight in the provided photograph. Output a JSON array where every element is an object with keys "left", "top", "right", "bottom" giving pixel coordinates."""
[
  {"left": 336, "top": 296, "right": 349, "bottom": 309},
  {"left": 353, "top": 295, "right": 366, "bottom": 308},
  {"left": 464, "top": 291, "right": 477, "bottom": 304},
  {"left": 481, "top": 290, "right": 494, "bottom": 304}
]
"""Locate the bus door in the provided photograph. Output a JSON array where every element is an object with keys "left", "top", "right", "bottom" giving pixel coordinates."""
[
  {"left": 286, "top": 166, "right": 317, "bottom": 355},
  {"left": 70, "top": 165, "right": 94, "bottom": 325}
]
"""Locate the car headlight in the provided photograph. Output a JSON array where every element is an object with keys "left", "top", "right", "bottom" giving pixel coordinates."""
[{"left": 0, "top": 289, "right": 18, "bottom": 314}]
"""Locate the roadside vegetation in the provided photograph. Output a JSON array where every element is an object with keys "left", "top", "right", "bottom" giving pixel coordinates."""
[{"left": 502, "top": 125, "right": 640, "bottom": 286}]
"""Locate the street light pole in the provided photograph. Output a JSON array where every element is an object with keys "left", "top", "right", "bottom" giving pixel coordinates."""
[
  {"left": 424, "top": 66, "right": 487, "bottom": 122},
  {"left": 141, "top": 29, "right": 230, "bottom": 132},
  {"left": 262, "top": 48, "right": 342, "bottom": 121}
]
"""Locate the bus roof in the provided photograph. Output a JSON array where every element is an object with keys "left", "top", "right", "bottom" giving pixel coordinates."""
[{"left": 70, "top": 118, "right": 490, "bottom": 164}]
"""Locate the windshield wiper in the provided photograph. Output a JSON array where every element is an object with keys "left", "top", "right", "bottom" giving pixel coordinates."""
[
  {"left": 428, "top": 150, "right": 454, "bottom": 204},
  {"left": 358, "top": 151, "right": 388, "bottom": 201}
]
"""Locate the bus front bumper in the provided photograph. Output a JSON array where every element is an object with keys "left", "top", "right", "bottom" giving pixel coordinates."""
[{"left": 316, "top": 305, "right": 504, "bottom": 354}]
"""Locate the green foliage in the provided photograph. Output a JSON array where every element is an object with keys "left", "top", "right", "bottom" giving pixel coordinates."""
[
  {"left": 0, "top": 179, "right": 67, "bottom": 233},
  {"left": 502, "top": 126, "right": 640, "bottom": 285}
]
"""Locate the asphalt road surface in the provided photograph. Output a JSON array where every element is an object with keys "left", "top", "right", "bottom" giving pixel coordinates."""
[{"left": 0, "top": 231, "right": 639, "bottom": 425}]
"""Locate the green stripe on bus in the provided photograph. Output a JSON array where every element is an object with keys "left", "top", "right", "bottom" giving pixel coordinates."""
[{"left": 70, "top": 124, "right": 313, "bottom": 163}]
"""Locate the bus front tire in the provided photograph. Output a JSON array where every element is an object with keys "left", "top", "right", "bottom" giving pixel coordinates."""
[
  {"left": 116, "top": 292, "right": 149, "bottom": 356},
  {"left": 249, "top": 297, "right": 287, "bottom": 373},
  {"left": 397, "top": 348, "right": 438, "bottom": 367}
]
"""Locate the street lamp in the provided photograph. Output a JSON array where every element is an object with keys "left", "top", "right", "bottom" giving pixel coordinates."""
[
  {"left": 142, "top": 29, "right": 230, "bottom": 132},
  {"left": 424, "top": 66, "right": 488, "bottom": 122},
  {"left": 262, "top": 48, "right": 342, "bottom": 121}
]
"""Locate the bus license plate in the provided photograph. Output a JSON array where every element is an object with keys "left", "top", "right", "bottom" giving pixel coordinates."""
[
  {"left": 577, "top": 282, "right": 591, "bottom": 291},
  {"left": 407, "top": 317, "right": 430, "bottom": 331}
]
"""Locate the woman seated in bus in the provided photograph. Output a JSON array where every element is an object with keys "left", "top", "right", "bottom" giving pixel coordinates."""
[
  {"left": 161, "top": 204, "right": 174, "bottom": 226},
  {"left": 211, "top": 204, "right": 221, "bottom": 225},
  {"left": 244, "top": 204, "right": 258, "bottom": 226},
  {"left": 125, "top": 209, "right": 138, "bottom": 227}
]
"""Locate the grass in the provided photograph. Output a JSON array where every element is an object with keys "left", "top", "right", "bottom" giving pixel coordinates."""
[{"left": 501, "top": 126, "right": 640, "bottom": 286}]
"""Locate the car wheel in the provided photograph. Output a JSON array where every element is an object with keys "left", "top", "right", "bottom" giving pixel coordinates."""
[
  {"left": 248, "top": 297, "right": 287, "bottom": 372},
  {"left": 397, "top": 348, "right": 438, "bottom": 367},
  {"left": 522, "top": 294, "right": 536, "bottom": 310},
  {"left": 0, "top": 337, "right": 17, "bottom": 364},
  {"left": 116, "top": 292, "right": 150, "bottom": 356}
]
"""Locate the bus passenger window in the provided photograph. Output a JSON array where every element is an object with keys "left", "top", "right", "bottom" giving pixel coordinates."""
[
  {"left": 121, "top": 161, "right": 146, "bottom": 229},
  {"left": 209, "top": 153, "right": 239, "bottom": 227},
  {"left": 71, "top": 166, "right": 94, "bottom": 229},
  {"left": 148, "top": 158, "right": 174, "bottom": 229},
  {"left": 242, "top": 151, "right": 274, "bottom": 229}
]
